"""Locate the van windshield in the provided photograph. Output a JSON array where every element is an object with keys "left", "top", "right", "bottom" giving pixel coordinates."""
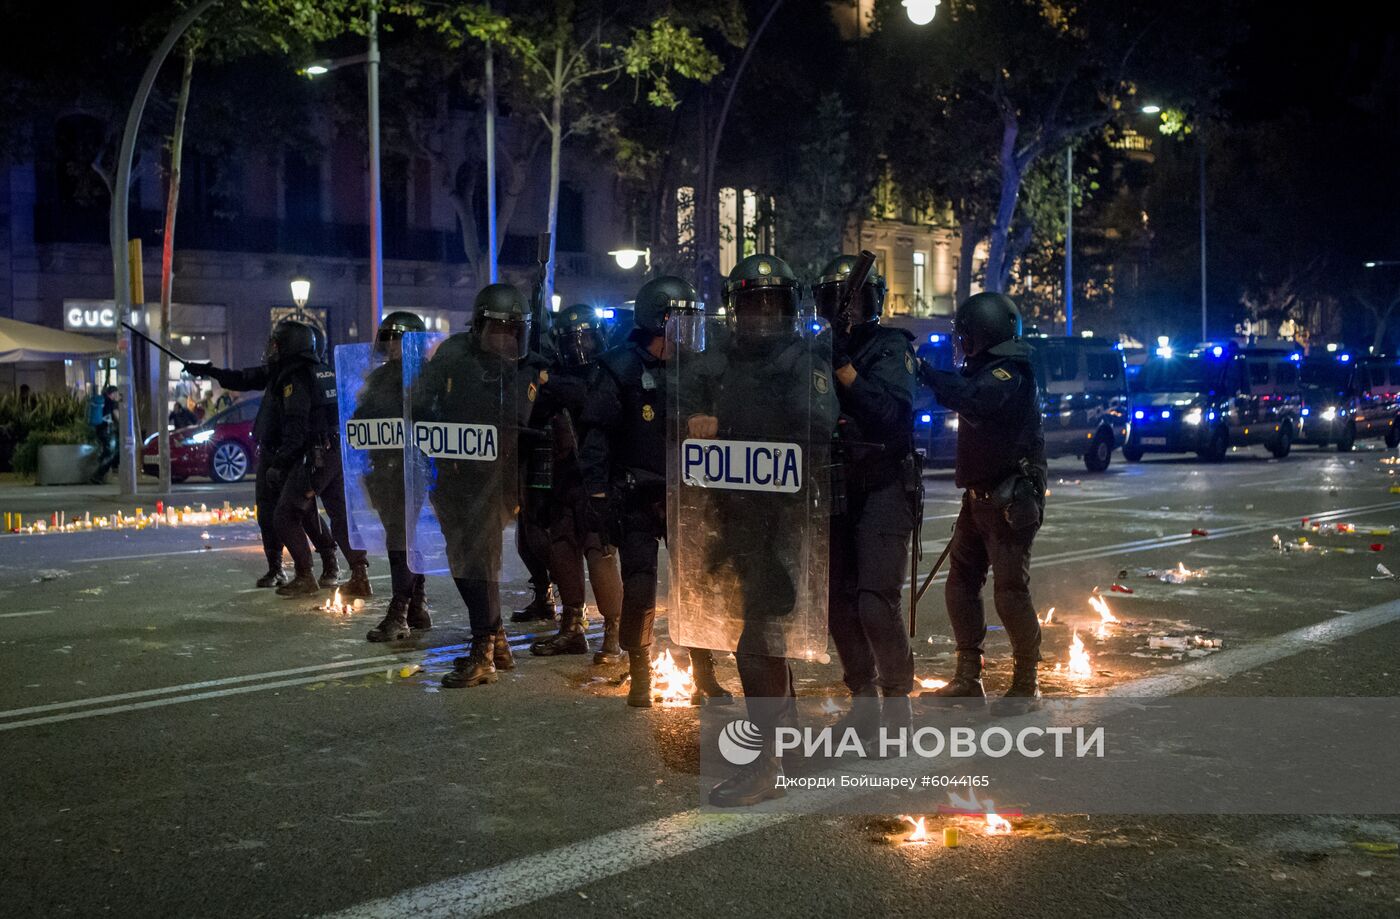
[
  {"left": 1300, "top": 361, "right": 1350, "bottom": 394},
  {"left": 1139, "top": 357, "right": 1217, "bottom": 393}
]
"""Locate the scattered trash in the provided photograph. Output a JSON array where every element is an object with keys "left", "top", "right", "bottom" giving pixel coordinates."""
[
  {"left": 1109, "top": 583, "right": 1134, "bottom": 594},
  {"left": 1153, "top": 562, "right": 1205, "bottom": 583},
  {"left": 1371, "top": 544, "right": 1386, "bottom": 552},
  {"left": 398, "top": 664, "right": 421, "bottom": 679},
  {"left": 1352, "top": 841, "right": 1399, "bottom": 858},
  {"left": 1372, "top": 564, "right": 1398, "bottom": 581},
  {"left": 1148, "top": 635, "right": 1223, "bottom": 652},
  {"left": 1190, "top": 528, "right": 1208, "bottom": 537},
  {"left": 32, "top": 569, "right": 72, "bottom": 583},
  {"left": 943, "top": 825, "right": 960, "bottom": 848}
]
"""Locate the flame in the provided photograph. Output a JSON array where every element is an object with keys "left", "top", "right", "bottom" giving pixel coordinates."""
[
  {"left": 900, "top": 815, "right": 930, "bottom": 843},
  {"left": 320, "top": 588, "right": 352, "bottom": 616},
  {"left": 918, "top": 677, "right": 948, "bottom": 691},
  {"left": 1089, "top": 593, "right": 1117, "bottom": 625},
  {"left": 1058, "top": 629, "right": 1092, "bottom": 680},
  {"left": 947, "top": 790, "right": 1015, "bottom": 836},
  {"left": 1041, "top": 606, "right": 1054, "bottom": 625},
  {"left": 651, "top": 649, "right": 697, "bottom": 708},
  {"left": 983, "top": 806, "right": 1013, "bottom": 836}
]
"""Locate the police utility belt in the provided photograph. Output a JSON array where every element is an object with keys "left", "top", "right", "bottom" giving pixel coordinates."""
[{"left": 967, "top": 458, "right": 1043, "bottom": 531}]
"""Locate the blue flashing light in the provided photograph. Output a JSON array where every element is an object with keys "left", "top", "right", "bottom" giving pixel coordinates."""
[
  {"left": 594, "top": 307, "right": 606, "bottom": 318},
  {"left": 919, "top": 413, "right": 933, "bottom": 424},
  {"left": 1301, "top": 408, "right": 1310, "bottom": 416},
  {"left": 1339, "top": 353, "right": 1352, "bottom": 363},
  {"left": 1133, "top": 409, "right": 1145, "bottom": 420},
  {"left": 602, "top": 308, "right": 615, "bottom": 319},
  {"left": 929, "top": 334, "right": 943, "bottom": 343},
  {"left": 1211, "top": 346, "right": 1223, "bottom": 358},
  {"left": 1160, "top": 409, "right": 1171, "bottom": 419},
  {"left": 1208, "top": 411, "right": 1217, "bottom": 421},
  {"left": 810, "top": 321, "right": 823, "bottom": 334},
  {"left": 1289, "top": 352, "right": 1301, "bottom": 362}
]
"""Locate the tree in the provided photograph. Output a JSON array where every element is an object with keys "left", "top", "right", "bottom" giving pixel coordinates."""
[{"left": 403, "top": 1, "right": 724, "bottom": 306}]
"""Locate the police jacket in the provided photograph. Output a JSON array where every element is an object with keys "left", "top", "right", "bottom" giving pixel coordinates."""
[
  {"left": 686, "top": 334, "right": 839, "bottom": 445},
  {"left": 923, "top": 339, "right": 1046, "bottom": 490},
  {"left": 836, "top": 323, "right": 917, "bottom": 481},
  {"left": 262, "top": 359, "right": 338, "bottom": 473},
  {"left": 529, "top": 364, "right": 592, "bottom": 502},
  {"left": 578, "top": 342, "right": 666, "bottom": 497},
  {"left": 351, "top": 359, "right": 405, "bottom": 498},
  {"left": 205, "top": 364, "right": 278, "bottom": 458}
]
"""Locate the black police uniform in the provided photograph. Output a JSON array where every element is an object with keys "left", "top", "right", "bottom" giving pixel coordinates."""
[
  {"left": 922, "top": 339, "right": 1046, "bottom": 664},
  {"left": 829, "top": 322, "right": 919, "bottom": 697},
  {"left": 271, "top": 360, "right": 368, "bottom": 579},
  {"left": 411, "top": 332, "right": 543, "bottom": 636},
  {"left": 578, "top": 342, "right": 666, "bottom": 653},
  {"left": 530, "top": 364, "right": 624, "bottom": 629},
  {"left": 200, "top": 363, "right": 337, "bottom": 575},
  {"left": 351, "top": 358, "right": 423, "bottom": 604}
]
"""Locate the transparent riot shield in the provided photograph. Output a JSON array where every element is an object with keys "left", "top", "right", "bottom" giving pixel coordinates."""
[
  {"left": 666, "top": 314, "right": 837, "bottom": 661},
  {"left": 335, "top": 342, "right": 409, "bottom": 554},
  {"left": 402, "top": 330, "right": 522, "bottom": 579}
]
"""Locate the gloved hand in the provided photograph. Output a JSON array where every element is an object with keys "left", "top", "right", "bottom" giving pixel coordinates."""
[
  {"left": 262, "top": 465, "right": 286, "bottom": 491},
  {"left": 831, "top": 331, "right": 852, "bottom": 373},
  {"left": 183, "top": 361, "right": 214, "bottom": 378}
]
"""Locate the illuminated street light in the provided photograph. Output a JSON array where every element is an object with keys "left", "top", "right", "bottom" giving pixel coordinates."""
[
  {"left": 610, "top": 247, "right": 651, "bottom": 272},
  {"left": 290, "top": 277, "right": 311, "bottom": 309},
  {"left": 303, "top": 62, "right": 330, "bottom": 76},
  {"left": 1141, "top": 104, "right": 1162, "bottom": 114},
  {"left": 903, "top": 0, "right": 941, "bottom": 26}
]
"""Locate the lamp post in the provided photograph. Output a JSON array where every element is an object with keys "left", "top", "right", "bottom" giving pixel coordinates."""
[
  {"left": 291, "top": 277, "right": 311, "bottom": 310},
  {"left": 109, "top": 0, "right": 220, "bottom": 496},
  {"left": 1065, "top": 145, "right": 1073, "bottom": 336},
  {"left": 609, "top": 248, "right": 652, "bottom": 273},
  {"left": 902, "top": 0, "right": 941, "bottom": 25},
  {"left": 303, "top": 1, "right": 383, "bottom": 337}
]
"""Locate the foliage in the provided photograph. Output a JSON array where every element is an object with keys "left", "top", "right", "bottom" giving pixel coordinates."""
[
  {"left": 11, "top": 423, "right": 99, "bottom": 479},
  {"left": 771, "top": 93, "right": 862, "bottom": 283},
  {"left": 1, "top": 391, "right": 96, "bottom": 478}
]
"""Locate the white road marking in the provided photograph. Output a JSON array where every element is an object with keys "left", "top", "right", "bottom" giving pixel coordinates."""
[
  {"left": 321, "top": 596, "right": 1400, "bottom": 919},
  {"left": 0, "top": 609, "right": 54, "bottom": 619}
]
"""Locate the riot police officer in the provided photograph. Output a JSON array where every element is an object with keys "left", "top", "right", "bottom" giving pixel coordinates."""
[
  {"left": 577, "top": 276, "right": 730, "bottom": 707},
  {"left": 529, "top": 305, "right": 625, "bottom": 661},
  {"left": 356, "top": 311, "right": 433, "bottom": 642},
  {"left": 917, "top": 292, "right": 1046, "bottom": 704},
  {"left": 184, "top": 328, "right": 342, "bottom": 590},
  {"left": 416, "top": 284, "right": 544, "bottom": 688},
  {"left": 264, "top": 321, "right": 372, "bottom": 598},
  {"left": 689, "top": 253, "right": 839, "bottom": 806},
  {"left": 814, "top": 255, "right": 919, "bottom": 747}
]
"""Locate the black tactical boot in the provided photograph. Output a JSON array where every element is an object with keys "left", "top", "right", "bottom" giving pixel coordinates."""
[
  {"left": 276, "top": 569, "right": 320, "bottom": 597},
  {"left": 690, "top": 648, "right": 734, "bottom": 705},
  {"left": 341, "top": 563, "right": 373, "bottom": 599},
  {"left": 708, "top": 754, "right": 785, "bottom": 808},
  {"left": 366, "top": 597, "right": 412, "bottom": 642},
  {"left": 406, "top": 578, "right": 431, "bottom": 631},
  {"left": 442, "top": 633, "right": 496, "bottom": 688},
  {"left": 593, "top": 616, "right": 624, "bottom": 665},
  {"left": 627, "top": 650, "right": 652, "bottom": 708},
  {"left": 880, "top": 692, "right": 914, "bottom": 754},
  {"left": 511, "top": 585, "right": 558, "bottom": 623},
  {"left": 925, "top": 651, "right": 986, "bottom": 700},
  {"left": 318, "top": 554, "right": 342, "bottom": 589},
  {"left": 492, "top": 626, "right": 516, "bottom": 671},
  {"left": 834, "top": 686, "right": 880, "bottom": 754},
  {"left": 531, "top": 606, "right": 589, "bottom": 656},
  {"left": 991, "top": 656, "right": 1042, "bottom": 716},
  {"left": 256, "top": 567, "right": 289, "bottom": 589}
]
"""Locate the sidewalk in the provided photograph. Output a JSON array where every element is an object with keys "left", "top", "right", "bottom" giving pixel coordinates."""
[{"left": 0, "top": 473, "right": 256, "bottom": 519}]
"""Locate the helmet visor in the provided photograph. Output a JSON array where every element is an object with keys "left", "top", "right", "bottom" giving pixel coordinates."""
[
  {"left": 374, "top": 326, "right": 404, "bottom": 357},
  {"left": 665, "top": 303, "right": 707, "bottom": 353},
  {"left": 812, "top": 281, "right": 843, "bottom": 323},
  {"left": 727, "top": 286, "right": 800, "bottom": 341},
  {"left": 554, "top": 327, "right": 605, "bottom": 368},
  {"left": 479, "top": 313, "right": 530, "bottom": 361}
]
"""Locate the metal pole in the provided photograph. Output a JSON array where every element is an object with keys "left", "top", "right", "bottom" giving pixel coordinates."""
[
  {"left": 1198, "top": 129, "right": 1208, "bottom": 342},
  {"left": 367, "top": 1, "right": 384, "bottom": 331},
  {"left": 1065, "top": 145, "right": 1074, "bottom": 336},
  {"left": 484, "top": 2, "right": 499, "bottom": 283},
  {"left": 109, "top": 0, "right": 219, "bottom": 496}
]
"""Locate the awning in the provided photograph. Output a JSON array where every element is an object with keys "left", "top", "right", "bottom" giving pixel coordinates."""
[{"left": 0, "top": 316, "right": 115, "bottom": 363}]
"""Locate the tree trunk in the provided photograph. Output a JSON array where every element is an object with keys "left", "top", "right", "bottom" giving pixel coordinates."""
[
  {"left": 983, "top": 119, "right": 1024, "bottom": 294},
  {"left": 543, "top": 45, "right": 564, "bottom": 310},
  {"left": 157, "top": 46, "right": 196, "bottom": 495},
  {"left": 955, "top": 217, "right": 982, "bottom": 306}
]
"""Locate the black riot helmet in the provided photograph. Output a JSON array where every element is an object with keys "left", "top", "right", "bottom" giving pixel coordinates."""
[
  {"left": 813, "top": 254, "right": 886, "bottom": 327},
  {"left": 954, "top": 292, "right": 1023, "bottom": 359},
  {"left": 471, "top": 283, "right": 531, "bottom": 361},
  {"left": 634, "top": 275, "right": 705, "bottom": 352},
  {"left": 264, "top": 319, "right": 318, "bottom": 366},
  {"left": 375, "top": 310, "right": 427, "bottom": 356},
  {"left": 723, "top": 254, "right": 801, "bottom": 340},
  {"left": 551, "top": 303, "right": 607, "bottom": 369},
  {"left": 310, "top": 324, "right": 327, "bottom": 363}
]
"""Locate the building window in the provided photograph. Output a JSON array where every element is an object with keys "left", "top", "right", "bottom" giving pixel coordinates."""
[
  {"left": 912, "top": 251, "right": 927, "bottom": 314},
  {"left": 719, "top": 187, "right": 738, "bottom": 276},
  {"left": 676, "top": 186, "right": 695, "bottom": 249}
]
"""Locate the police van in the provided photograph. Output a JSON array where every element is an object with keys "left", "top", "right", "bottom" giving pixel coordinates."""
[
  {"left": 1298, "top": 353, "right": 1400, "bottom": 450},
  {"left": 914, "top": 335, "right": 1129, "bottom": 472},
  {"left": 1123, "top": 343, "right": 1302, "bottom": 462}
]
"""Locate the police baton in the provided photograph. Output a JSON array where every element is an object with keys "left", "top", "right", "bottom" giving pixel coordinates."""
[
  {"left": 910, "top": 530, "right": 955, "bottom": 638},
  {"left": 121, "top": 321, "right": 189, "bottom": 364}
]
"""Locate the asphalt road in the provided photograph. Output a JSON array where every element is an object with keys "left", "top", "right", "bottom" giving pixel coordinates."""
[{"left": 2, "top": 443, "right": 1399, "bottom": 918}]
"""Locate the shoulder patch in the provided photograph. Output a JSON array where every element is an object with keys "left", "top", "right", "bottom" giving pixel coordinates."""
[
  {"left": 539, "top": 368, "right": 549, "bottom": 385},
  {"left": 527, "top": 382, "right": 538, "bottom": 403},
  {"left": 814, "top": 370, "right": 830, "bottom": 394},
  {"left": 283, "top": 383, "right": 294, "bottom": 397},
  {"left": 991, "top": 367, "right": 1013, "bottom": 382},
  {"left": 904, "top": 351, "right": 915, "bottom": 374}
]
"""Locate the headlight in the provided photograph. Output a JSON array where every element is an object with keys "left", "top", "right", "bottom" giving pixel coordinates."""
[
  {"left": 1183, "top": 408, "right": 1203, "bottom": 426},
  {"left": 182, "top": 429, "right": 214, "bottom": 446},
  {"left": 944, "top": 416, "right": 959, "bottom": 430},
  {"left": 1321, "top": 407, "right": 1337, "bottom": 422}
]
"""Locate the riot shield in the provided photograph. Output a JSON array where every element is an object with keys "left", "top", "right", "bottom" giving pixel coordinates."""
[
  {"left": 666, "top": 314, "right": 837, "bottom": 661},
  {"left": 402, "top": 330, "right": 521, "bottom": 579},
  {"left": 335, "top": 342, "right": 410, "bottom": 554}
]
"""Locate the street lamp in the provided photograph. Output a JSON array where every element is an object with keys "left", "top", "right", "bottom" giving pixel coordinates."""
[
  {"left": 610, "top": 248, "right": 651, "bottom": 272},
  {"left": 903, "top": 0, "right": 941, "bottom": 25},
  {"left": 1140, "top": 104, "right": 1161, "bottom": 114},
  {"left": 290, "top": 277, "right": 311, "bottom": 309}
]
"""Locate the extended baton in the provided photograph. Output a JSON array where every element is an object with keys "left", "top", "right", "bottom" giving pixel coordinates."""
[
  {"left": 120, "top": 321, "right": 189, "bottom": 364},
  {"left": 910, "top": 531, "right": 955, "bottom": 637}
]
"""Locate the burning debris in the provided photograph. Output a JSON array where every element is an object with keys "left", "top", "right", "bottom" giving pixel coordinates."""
[
  {"left": 1053, "top": 630, "right": 1093, "bottom": 681},
  {"left": 650, "top": 648, "right": 698, "bottom": 707},
  {"left": 917, "top": 677, "right": 948, "bottom": 692},
  {"left": 899, "top": 815, "right": 930, "bottom": 844},
  {"left": 1155, "top": 562, "right": 1204, "bottom": 584},
  {"left": 945, "top": 789, "right": 1017, "bottom": 836},
  {"left": 319, "top": 589, "right": 362, "bottom": 616},
  {"left": 1040, "top": 607, "right": 1055, "bottom": 625}
]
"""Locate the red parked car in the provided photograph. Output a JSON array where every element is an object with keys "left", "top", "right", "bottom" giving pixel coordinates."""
[{"left": 143, "top": 396, "right": 261, "bottom": 483}]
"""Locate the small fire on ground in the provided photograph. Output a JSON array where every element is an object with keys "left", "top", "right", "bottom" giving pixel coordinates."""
[
  {"left": 1053, "top": 629, "right": 1093, "bottom": 681},
  {"left": 651, "top": 649, "right": 697, "bottom": 707},
  {"left": 320, "top": 589, "right": 360, "bottom": 616}
]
